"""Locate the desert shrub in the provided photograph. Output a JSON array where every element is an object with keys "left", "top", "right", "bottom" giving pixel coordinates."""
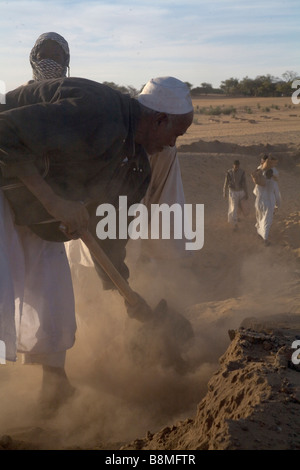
[
  {"left": 209, "top": 106, "right": 222, "bottom": 115},
  {"left": 196, "top": 107, "right": 209, "bottom": 115},
  {"left": 222, "top": 106, "right": 236, "bottom": 115},
  {"left": 195, "top": 106, "right": 236, "bottom": 116}
]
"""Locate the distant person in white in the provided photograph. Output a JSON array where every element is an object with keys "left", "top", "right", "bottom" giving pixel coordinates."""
[
  {"left": 253, "top": 154, "right": 280, "bottom": 194},
  {"left": 253, "top": 154, "right": 269, "bottom": 198},
  {"left": 223, "top": 160, "right": 248, "bottom": 231},
  {"left": 255, "top": 168, "right": 281, "bottom": 246}
]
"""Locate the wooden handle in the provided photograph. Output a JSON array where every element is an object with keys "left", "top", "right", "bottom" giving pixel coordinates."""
[{"left": 80, "top": 230, "right": 139, "bottom": 306}]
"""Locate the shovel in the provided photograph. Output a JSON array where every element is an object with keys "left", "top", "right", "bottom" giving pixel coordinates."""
[{"left": 79, "top": 230, "right": 194, "bottom": 373}]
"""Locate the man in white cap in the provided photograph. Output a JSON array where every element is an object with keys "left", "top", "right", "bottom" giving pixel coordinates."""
[
  {"left": 137, "top": 76, "right": 193, "bottom": 115},
  {"left": 0, "top": 75, "right": 193, "bottom": 411},
  {"left": 135, "top": 77, "right": 193, "bottom": 263},
  {"left": 70, "top": 77, "right": 194, "bottom": 266}
]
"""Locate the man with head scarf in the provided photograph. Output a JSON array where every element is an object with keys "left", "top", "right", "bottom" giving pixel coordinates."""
[
  {"left": 29, "top": 32, "right": 70, "bottom": 82},
  {"left": 8, "top": 32, "right": 74, "bottom": 410},
  {"left": 0, "top": 75, "right": 193, "bottom": 411}
]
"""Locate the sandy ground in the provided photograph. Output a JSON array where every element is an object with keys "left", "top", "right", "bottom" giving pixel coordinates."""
[{"left": 0, "top": 96, "right": 299, "bottom": 450}]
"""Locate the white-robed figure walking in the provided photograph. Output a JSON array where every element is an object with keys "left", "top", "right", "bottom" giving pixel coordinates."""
[
  {"left": 255, "top": 168, "right": 281, "bottom": 245},
  {"left": 223, "top": 160, "right": 248, "bottom": 230}
]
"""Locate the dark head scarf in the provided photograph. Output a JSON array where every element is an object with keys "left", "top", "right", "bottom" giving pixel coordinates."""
[{"left": 30, "top": 32, "right": 70, "bottom": 81}]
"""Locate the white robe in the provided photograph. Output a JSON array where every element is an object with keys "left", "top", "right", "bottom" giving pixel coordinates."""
[
  {"left": 228, "top": 189, "right": 246, "bottom": 224},
  {"left": 255, "top": 179, "right": 281, "bottom": 241},
  {"left": 0, "top": 190, "right": 76, "bottom": 363},
  {"left": 253, "top": 166, "right": 280, "bottom": 197},
  {"left": 138, "top": 146, "right": 190, "bottom": 260}
]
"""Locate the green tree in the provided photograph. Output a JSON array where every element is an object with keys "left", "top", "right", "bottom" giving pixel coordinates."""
[
  {"left": 126, "top": 85, "right": 139, "bottom": 97},
  {"left": 238, "top": 76, "right": 256, "bottom": 96},
  {"left": 282, "top": 70, "right": 299, "bottom": 83},
  {"left": 276, "top": 71, "right": 300, "bottom": 96},
  {"left": 252, "top": 75, "right": 278, "bottom": 97},
  {"left": 200, "top": 82, "right": 213, "bottom": 94},
  {"left": 184, "top": 82, "right": 193, "bottom": 90},
  {"left": 220, "top": 78, "right": 240, "bottom": 95}
]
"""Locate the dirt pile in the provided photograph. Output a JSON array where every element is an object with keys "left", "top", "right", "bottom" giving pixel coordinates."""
[
  {"left": 122, "top": 314, "right": 300, "bottom": 450},
  {"left": 178, "top": 140, "right": 300, "bottom": 168}
]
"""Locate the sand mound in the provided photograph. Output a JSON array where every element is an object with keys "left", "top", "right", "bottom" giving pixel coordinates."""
[
  {"left": 178, "top": 140, "right": 300, "bottom": 169},
  {"left": 122, "top": 314, "right": 300, "bottom": 450}
]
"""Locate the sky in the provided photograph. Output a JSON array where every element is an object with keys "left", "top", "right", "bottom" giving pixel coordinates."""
[{"left": 0, "top": 0, "right": 299, "bottom": 93}]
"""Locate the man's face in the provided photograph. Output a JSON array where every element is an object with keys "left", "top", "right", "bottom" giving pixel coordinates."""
[
  {"left": 233, "top": 164, "right": 239, "bottom": 172},
  {"left": 144, "top": 111, "right": 193, "bottom": 155}
]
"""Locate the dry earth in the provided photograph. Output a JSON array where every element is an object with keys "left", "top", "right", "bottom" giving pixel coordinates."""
[{"left": 0, "top": 96, "right": 299, "bottom": 451}]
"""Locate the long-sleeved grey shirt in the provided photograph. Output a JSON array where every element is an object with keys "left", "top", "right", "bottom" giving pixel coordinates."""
[
  {"left": 0, "top": 77, "right": 151, "bottom": 286},
  {"left": 223, "top": 168, "right": 248, "bottom": 198}
]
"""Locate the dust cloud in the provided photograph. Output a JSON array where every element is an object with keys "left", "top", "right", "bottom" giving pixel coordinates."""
[
  {"left": 1, "top": 225, "right": 297, "bottom": 449},
  {"left": 0, "top": 255, "right": 217, "bottom": 449},
  {"left": 63, "top": 257, "right": 216, "bottom": 448}
]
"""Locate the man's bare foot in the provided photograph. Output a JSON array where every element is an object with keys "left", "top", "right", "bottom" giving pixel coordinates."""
[{"left": 39, "top": 366, "right": 76, "bottom": 416}]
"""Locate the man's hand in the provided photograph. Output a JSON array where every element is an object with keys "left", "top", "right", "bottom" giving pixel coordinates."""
[
  {"left": 52, "top": 199, "right": 89, "bottom": 239},
  {"left": 45, "top": 197, "right": 89, "bottom": 240}
]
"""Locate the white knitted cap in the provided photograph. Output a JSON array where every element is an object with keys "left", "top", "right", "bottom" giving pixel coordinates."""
[{"left": 137, "top": 76, "right": 193, "bottom": 114}]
